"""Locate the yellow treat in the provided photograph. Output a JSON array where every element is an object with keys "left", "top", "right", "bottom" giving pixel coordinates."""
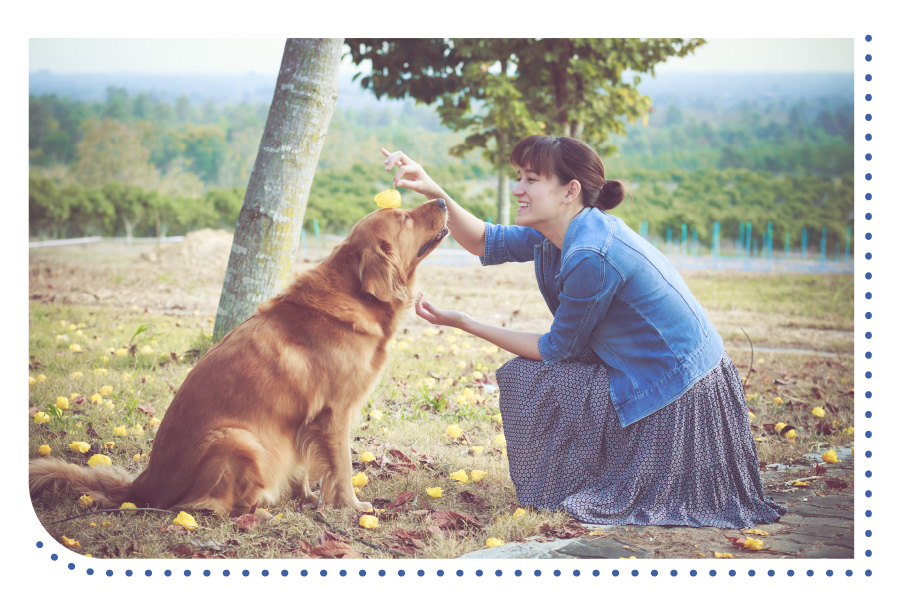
[{"left": 374, "top": 188, "right": 401, "bottom": 208}]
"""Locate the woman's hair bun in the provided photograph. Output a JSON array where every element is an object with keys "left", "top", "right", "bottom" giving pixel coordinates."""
[{"left": 596, "top": 179, "right": 625, "bottom": 211}]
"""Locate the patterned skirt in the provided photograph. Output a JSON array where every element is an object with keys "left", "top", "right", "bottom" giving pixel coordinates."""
[{"left": 495, "top": 350, "right": 787, "bottom": 528}]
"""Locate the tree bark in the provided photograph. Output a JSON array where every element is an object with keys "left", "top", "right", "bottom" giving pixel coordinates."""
[
  {"left": 214, "top": 38, "right": 343, "bottom": 340},
  {"left": 496, "top": 130, "right": 510, "bottom": 225}
]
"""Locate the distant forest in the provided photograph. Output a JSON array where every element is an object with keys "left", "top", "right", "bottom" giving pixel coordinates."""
[{"left": 29, "top": 73, "right": 855, "bottom": 255}]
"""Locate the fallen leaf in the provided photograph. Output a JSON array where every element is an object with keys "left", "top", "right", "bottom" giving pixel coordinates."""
[
  {"left": 429, "top": 510, "right": 481, "bottom": 530},
  {"left": 232, "top": 513, "right": 259, "bottom": 531},
  {"left": 310, "top": 541, "right": 363, "bottom": 559}
]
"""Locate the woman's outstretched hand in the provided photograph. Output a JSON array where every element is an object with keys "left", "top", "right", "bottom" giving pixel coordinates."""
[
  {"left": 415, "top": 293, "right": 470, "bottom": 329},
  {"left": 382, "top": 149, "right": 442, "bottom": 199}
]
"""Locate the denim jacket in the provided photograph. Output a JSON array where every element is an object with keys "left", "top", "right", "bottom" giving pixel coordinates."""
[{"left": 480, "top": 207, "right": 724, "bottom": 427}]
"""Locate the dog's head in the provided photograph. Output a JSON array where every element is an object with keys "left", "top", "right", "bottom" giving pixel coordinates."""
[{"left": 349, "top": 198, "right": 449, "bottom": 303}]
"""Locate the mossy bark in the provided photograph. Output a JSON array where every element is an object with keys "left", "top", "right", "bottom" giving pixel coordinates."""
[{"left": 214, "top": 38, "right": 343, "bottom": 340}]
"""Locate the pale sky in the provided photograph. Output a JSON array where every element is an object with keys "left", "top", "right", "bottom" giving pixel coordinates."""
[{"left": 28, "top": 38, "right": 853, "bottom": 75}]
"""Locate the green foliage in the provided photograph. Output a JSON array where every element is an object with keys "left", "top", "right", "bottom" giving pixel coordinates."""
[{"left": 28, "top": 65, "right": 854, "bottom": 253}]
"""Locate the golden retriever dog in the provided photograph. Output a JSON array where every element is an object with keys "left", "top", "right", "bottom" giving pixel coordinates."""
[{"left": 30, "top": 198, "right": 449, "bottom": 515}]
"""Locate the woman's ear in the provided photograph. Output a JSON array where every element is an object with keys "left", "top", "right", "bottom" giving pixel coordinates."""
[
  {"left": 358, "top": 241, "right": 408, "bottom": 303},
  {"left": 565, "top": 179, "right": 582, "bottom": 203}
]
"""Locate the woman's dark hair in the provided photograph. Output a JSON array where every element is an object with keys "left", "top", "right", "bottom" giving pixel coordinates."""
[{"left": 509, "top": 135, "right": 625, "bottom": 211}]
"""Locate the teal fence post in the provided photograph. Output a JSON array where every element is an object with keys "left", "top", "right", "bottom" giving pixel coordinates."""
[
  {"left": 820, "top": 227, "right": 827, "bottom": 262},
  {"left": 745, "top": 222, "right": 752, "bottom": 257},
  {"left": 802, "top": 228, "right": 808, "bottom": 259},
  {"left": 739, "top": 222, "right": 745, "bottom": 254},
  {"left": 313, "top": 219, "right": 321, "bottom": 250},
  {"left": 486, "top": 217, "right": 492, "bottom": 224},
  {"left": 767, "top": 222, "right": 773, "bottom": 260},
  {"left": 713, "top": 221, "right": 720, "bottom": 258},
  {"left": 640, "top": 220, "right": 649, "bottom": 239},
  {"left": 785, "top": 232, "right": 790, "bottom": 257},
  {"left": 666, "top": 227, "right": 672, "bottom": 253},
  {"left": 691, "top": 229, "right": 698, "bottom": 256},
  {"left": 301, "top": 228, "right": 308, "bottom": 259},
  {"left": 681, "top": 223, "right": 688, "bottom": 256}
]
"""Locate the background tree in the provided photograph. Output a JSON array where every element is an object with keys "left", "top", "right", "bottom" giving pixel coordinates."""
[
  {"left": 73, "top": 118, "right": 159, "bottom": 189},
  {"left": 213, "top": 38, "right": 343, "bottom": 340},
  {"left": 346, "top": 38, "right": 704, "bottom": 223}
]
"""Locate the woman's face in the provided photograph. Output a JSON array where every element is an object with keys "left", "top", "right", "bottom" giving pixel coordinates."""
[{"left": 512, "top": 166, "right": 572, "bottom": 230}]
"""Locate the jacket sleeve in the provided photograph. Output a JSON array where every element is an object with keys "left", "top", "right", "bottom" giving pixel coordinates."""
[
  {"left": 538, "top": 249, "right": 623, "bottom": 363},
  {"left": 479, "top": 222, "right": 545, "bottom": 265}
]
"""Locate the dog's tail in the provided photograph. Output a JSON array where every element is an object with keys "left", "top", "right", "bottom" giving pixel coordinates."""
[{"left": 30, "top": 458, "right": 135, "bottom": 507}]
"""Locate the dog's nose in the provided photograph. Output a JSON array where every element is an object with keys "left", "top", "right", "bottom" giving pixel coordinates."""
[{"left": 436, "top": 198, "right": 447, "bottom": 210}]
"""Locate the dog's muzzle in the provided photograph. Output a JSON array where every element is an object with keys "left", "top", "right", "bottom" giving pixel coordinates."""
[{"left": 418, "top": 226, "right": 450, "bottom": 257}]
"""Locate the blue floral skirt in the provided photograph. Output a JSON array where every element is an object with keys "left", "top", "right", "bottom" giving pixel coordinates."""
[{"left": 495, "top": 350, "right": 787, "bottom": 528}]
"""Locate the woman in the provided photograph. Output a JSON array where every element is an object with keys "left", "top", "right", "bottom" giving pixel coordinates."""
[{"left": 382, "top": 136, "right": 786, "bottom": 528}]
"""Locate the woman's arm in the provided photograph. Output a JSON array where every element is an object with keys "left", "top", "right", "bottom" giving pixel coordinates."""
[
  {"left": 415, "top": 295, "right": 542, "bottom": 361},
  {"left": 382, "top": 149, "right": 486, "bottom": 257}
]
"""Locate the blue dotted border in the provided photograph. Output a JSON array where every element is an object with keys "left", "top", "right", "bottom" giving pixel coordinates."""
[
  {"left": 31, "top": 540, "right": 876, "bottom": 579},
  {"left": 862, "top": 32, "right": 873, "bottom": 566},
  {"left": 29, "top": 34, "right": 873, "bottom": 581}
]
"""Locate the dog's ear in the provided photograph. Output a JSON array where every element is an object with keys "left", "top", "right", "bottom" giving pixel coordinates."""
[{"left": 359, "top": 241, "right": 408, "bottom": 303}]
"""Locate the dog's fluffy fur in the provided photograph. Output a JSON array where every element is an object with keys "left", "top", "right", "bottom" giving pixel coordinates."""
[{"left": 30, "top": 199, "right": 449, "bottom": 515}]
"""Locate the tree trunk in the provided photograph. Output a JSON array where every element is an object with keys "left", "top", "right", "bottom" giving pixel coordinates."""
[
  {"left": 496, "top": 130, "right": 510, "bottom": 225},
  {"left": 214, "top": 38, "right": 343, "bottom": 340}
]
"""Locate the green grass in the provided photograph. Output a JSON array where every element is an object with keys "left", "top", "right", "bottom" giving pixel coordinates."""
[{"left": 28, "top": 242, "right": 855, "bottom": 559}]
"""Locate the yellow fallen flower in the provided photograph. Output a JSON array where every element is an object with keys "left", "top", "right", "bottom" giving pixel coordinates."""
[
  {"left": 61, "top": 536, "right": 81, "bottom": 548},
  {"left": 104, "top": 441, "right": 115, "bottom": 450},
  {"left": 742, "top": 529, "right": 770, "bottom": 537},
  {"left": 78, "top": 495, "right": 94, "bottom": 508},
  {"left": 471, "top": 446, "right": 484, "bottom": 454},
  {"left": 449, "top": 469, "right": 469, "bottom": 484},
  {"left": 173, "top": 511, "right": 198, "bottom": 531},
  {"left": 493, "top": 434, "right": 506, "bottom": 446},
  {"left": 100, "top": 385, "right": 114, "bottom": 396},
  {"left": 94, "top": 368, "right": 108, "bottom": 376},
  {"left": 714, "top": 552, "right": 734, "bottom": 558},
  {"left": 811, "top": 406, "right": 826, "bottom": 418},
  {"left": 69, "top": 344, "right": 82, "bottom": 353},
  {"left": 485, "top": 538, "right": 505, "bottom": 548},
  {"left": 90, "top": 393, "right": 103, "bottom": 405},
  {"left": 792, "top": 480, "right": 810, "bottom": 487},
  {"left": 822, "top": 449, "right": 841, "bottom": 464},
  {"left": 445, "top": 424, "right": 463, "bottom": 439},
  {"left": 374, "top": 188, "right": 401, "bottom": 209},
  {"left": 359, "top": 515, "right": 379, "bottom": 529},
  {"left": 133, "top": 453, "right": 147, "bottom": 462},
  {"left": 140, "top": 345, "right": 154, "bottom": 355},
  {"left": 744, "top": 537, "right": 764, "bottom": 551},
  {"left": 56, "top": 396, "right": 69, "bottom": 410},
  {"left": 492, "top": 413, "right": 503, "bottom": 424},
  {"left": 426, "top": 487, "right": 443, "bottom": 498},
  {"left": 359, "top": 451, "right": 375, "bottom": 463},
  {"left": 131, "top": 424, "right": 144, "bottom": 437},
  {"left": 113, "top": 426, "right": 127, "bottom": 436},
  {"left": 351, "top": 472, "right": 369, "bottom": 488},
  {"left": 120, "top": 502, "right": 137, "bottom": 509},
  {"left": 470, "top": 470, "right": 486, "bottom": 483},
  {"left": 773, "top": 397, "right": 783, "bottom": 406},
  {"left": 68, "top": 441, "right": 91, "bottom": 453},
  {"left": 37, "top": 374, "right": 48, "bottom": 383},
  {"left": 513, "top": 508, "right": 527, "bottom": 518},
  {"left": 774, "top": 422, "right": 787, "bottom": 433},
  {"left": 87, "top": 454, "right": 112, "bottom": 468},
  {"left": 149, "top": 417, "right": 160, "bottom": 428},
  {"left": 34, "top": 411, "right": 51, "bottom": 424},
  {"left": 29, "top": 376, "right": 36, "bottom": 387},
  {"left": 115, "top": 348, "right": 128, "bottom": 357},
  {"left": 71, "top": 371, "right": 83, "bottom": 379},
  {"left": 785, "top": 429, "right": 797, "bottom": 441},
  {"left": 38, "top": 444, "right": 52, "bottom": 456},
  {"left": 368, "top": 409, "right": 384, "bottom": 421}
]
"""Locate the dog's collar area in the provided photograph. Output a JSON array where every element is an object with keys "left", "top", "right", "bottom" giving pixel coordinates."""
[{"left": 417, "top": 226, "right": 450, "bottom": 257}]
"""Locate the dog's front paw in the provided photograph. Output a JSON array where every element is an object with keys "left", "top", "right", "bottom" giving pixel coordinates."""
[{"left": 354, "top": 500, "right": 374, "bottom": 513}]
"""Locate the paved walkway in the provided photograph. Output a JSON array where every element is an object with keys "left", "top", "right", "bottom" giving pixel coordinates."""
[{"left": 460, "top": 447, "right": 854, "bottom": 559}]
